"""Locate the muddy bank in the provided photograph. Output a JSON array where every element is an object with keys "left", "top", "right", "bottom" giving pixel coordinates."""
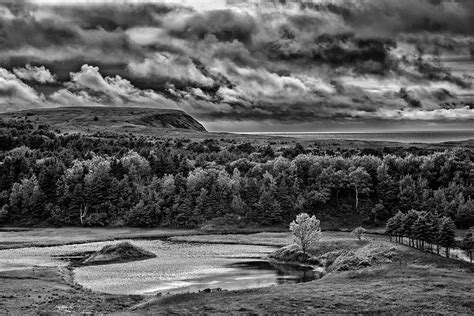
[{"left": 268, "top": 244, "right": 322, "bottom": 266}]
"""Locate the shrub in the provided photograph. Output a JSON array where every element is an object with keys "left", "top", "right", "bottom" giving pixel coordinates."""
[{"left": 352, "top": 226, "right": 366, "bottom": 241}]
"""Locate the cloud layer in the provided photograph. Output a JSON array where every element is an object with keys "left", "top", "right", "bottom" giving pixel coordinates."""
[{"left": 0, "top": 0, "right": 473, "bottom": 131}]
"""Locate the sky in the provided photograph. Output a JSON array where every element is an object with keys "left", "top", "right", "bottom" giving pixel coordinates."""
[{"left": 0, "top": 0, "right": 473, "bottom": 132}]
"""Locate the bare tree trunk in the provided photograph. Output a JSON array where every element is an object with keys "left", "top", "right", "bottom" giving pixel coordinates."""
[
  {"left": 80, "top": 205, "right": 88, "bottom": 225},
  {"left": 354, "top": 185, "right": 359, "bottom": 211}
]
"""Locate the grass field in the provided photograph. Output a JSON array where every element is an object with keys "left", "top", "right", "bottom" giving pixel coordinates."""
[
  {"left": 0, "top": 227, "right": 201, "bottom": 249},
  {"left": 0, "top": 229, "right": 472, "bottom": 314}
]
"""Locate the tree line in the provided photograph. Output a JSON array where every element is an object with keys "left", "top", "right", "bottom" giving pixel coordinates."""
[
  {"left": 385, "top": 210, "right": 458, "bottom": 258},
  {"left": 0, "top": 120, "right": 473, "bottom": 229}
]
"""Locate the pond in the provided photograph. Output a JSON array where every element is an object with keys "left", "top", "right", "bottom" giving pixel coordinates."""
[{"left": 0, "top": 239, "right": 320, "bottom": 295}]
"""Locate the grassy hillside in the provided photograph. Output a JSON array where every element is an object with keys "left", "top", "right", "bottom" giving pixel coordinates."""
[
  {"left": 1, "top": 106, "right": 472, "bottom": 150},
  {"left": 0, "top": 106, "right": 207, "bottom": 134}
]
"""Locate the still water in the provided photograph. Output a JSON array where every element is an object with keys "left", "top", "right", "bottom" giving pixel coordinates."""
[
  {"left": 250, "top": 130, "right": 474, "bottom": 144},
  {"left": 0, "top": 239, "right": 318, "bottom": 295},
  {"left": 73, "top": 240, "right": 318, "bottom": 295}
]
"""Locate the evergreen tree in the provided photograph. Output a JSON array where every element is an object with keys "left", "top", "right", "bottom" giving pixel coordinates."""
[
  {"left": 424, "top": 214, "right": 439, "bottom": 253},
  {"left": 371, "top": 203, "right": 388, "bottom": 225},
  {"left": 275, "top": 181, "right": 294, "bottom": 221},
  {"left": 399, "top": 175, "right": 420, "bottom": 212},
  {"left": 376, "top": 163, "right": 398, "bottom": 212},
  {"left": 8, "top": 175, "right": 45, "bottom": 225},
  {"left": 437, "top": 217, "right": 456, "bottom": 258},
  {"left": 402, "top": 210, "right": 419, "bottom": 246},
  {"left": 172, "top": 193, "right": 196, "bottom": 228},
  {"left": 412, "top": 212, "right": 429, "bottom": 249},
  {"left": 125, "top": 199, "right": 161, "bottom": 227},
  {"left": 256, "top": 189, "right": 283, "bottom": 226},
  {"left": 230, "top": 193, "right": 245, "bottom": 216},
  {"left": 385, "top": 211, "right": 404, "bottom": 242},
  {"left": 462, "top": 228, "right": 473, "bottom": 263},
  {"left": 0, "top": 204, "right": 9, "bottom": 224},
  {"left": 455, "top": 199, "right": 474, "bottom": 229},
  {"left": 37, "top": 158, "right": 64, "bottom": 203}
]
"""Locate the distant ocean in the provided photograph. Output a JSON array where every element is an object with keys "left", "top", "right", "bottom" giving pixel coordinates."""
[{"left": 247, "top": 130, "right": 474, "bottom": 144}]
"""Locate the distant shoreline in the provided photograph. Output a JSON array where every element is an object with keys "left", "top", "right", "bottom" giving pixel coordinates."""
[{"left": 232, "top": 130, "right": 474, "bottom": 144}]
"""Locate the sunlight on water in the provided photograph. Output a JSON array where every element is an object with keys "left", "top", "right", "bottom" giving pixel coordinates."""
[
  {"left": 73, "top": 240, "right": 291, "bottom": 295},
  {"left": 0, "top": 240, "right": 319, "bottom": 295},
  {"left": 251, "top": 131, "right": 474, "bottom": 144}
]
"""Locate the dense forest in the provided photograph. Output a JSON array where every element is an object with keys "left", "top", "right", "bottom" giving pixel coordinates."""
[{"left": 0, "top": 119, "right": 473, "bottom": 229}]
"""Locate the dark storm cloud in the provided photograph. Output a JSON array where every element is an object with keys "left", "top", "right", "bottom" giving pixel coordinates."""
[
  {"left": 0, "top": 3, "right": 145, "bottom": 63},
  {"left": 169, "top": 9, "right": 257, "bottom": 45},
  {"left": 342, "top": 0, "right": 474, "bottom": 36},
  {"left": 50, "top": 3, "right": 182, "bottom": 31},
  {"left": 0, "top": 14, "right": 81, "bottom": 49},
  {"left": 259, "top": 0, "right": 474, "bottom": 36},
  {"left": 0, "top": 0, "right": 472, "bottom": 127}
]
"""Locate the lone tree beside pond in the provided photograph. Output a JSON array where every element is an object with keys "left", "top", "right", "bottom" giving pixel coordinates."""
[
  {"left": 352, "top": 226, "right": 366, "bottom": 241},
  {"left": 290, "top": 213, "right": 321, "bottom": 254}
]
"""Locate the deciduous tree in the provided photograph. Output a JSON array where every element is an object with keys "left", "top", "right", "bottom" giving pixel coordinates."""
[{"left": 289, "top": 213, "right": 322, "bottom": 254}]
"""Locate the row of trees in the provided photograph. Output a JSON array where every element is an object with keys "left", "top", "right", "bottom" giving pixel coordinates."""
[
  {"left": 385, "top": 210, "right": 457, "bottom": 258},
  {"left": 0, "top": 120, "right": 473, "bottom": 228}
]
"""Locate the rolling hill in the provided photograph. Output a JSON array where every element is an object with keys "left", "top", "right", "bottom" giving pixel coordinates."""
[{"left": 0, "top": 107, "right": 207, "bottom": 135}]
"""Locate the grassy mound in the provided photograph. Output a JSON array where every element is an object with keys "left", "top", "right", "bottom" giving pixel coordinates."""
[
  {"left": 270, "top": 238, "right": 401, "bottom": 272},
  {"left": 324, "top": 242, "right": 399, "bottom": 272},
  {"left": 269, "top": 244, "right": 322, "bottom": 265},
  {"left": 310, "top": 238, "right": 370, "bottom": 256},
  {"left": 81, "top": 242, "right": 156, "bottom": 266}
]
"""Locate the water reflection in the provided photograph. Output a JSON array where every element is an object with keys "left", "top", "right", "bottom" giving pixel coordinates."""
[
  {"left": 227, "top": 261, "right": 320, "bottom": 284},
  {"left": 68, "top": 241, "right": 320, "bottom": 295},
  {"left": 141, "top": 260, "right": 319, "bottom": 295}
]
